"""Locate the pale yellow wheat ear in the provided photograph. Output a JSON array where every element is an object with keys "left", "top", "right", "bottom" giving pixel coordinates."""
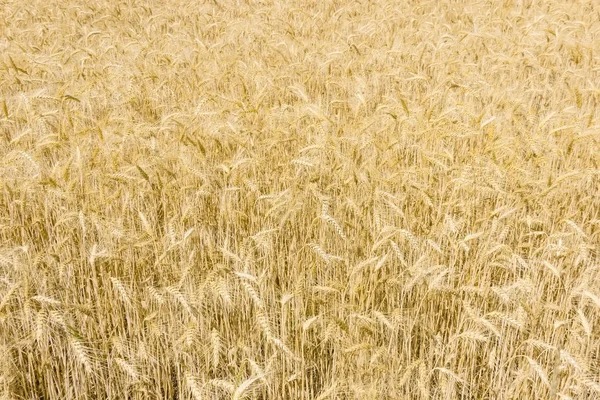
[
  {"left": 321, "top": 213, "right": 347, "bottom": 240},
  {"left": 210, "top": 328, "right": 222, "bottom": 370},
  {"left": 110, "top": 277, "right": 131, "bottom": 307},
  {"left": 114, "top": 357, "right": 141, "bottom": 382},
  {"left": 185, "top": 373, "right": 204, "bottom": 400},
  {"left": 35, "top": 309, "right": 48, "bottom": 345},
  {"left": 397, "top": 360, "right": 420, "bottom": 389},
  {"left": 232, "top": 375, "right": 263, "bottom": 400},
  {"left": 239, "top": 278, "right": 264, "bottom": 309},
  {"left": 308, "top": 242, "right": 331, "bottom": 264},
  {"left": 68, "top": 330, "right": 96, "bottom": 376},
  {"left": 209, "top": 379, "right": 235, "bottom": 395},
  {"left": 165, "top": 286, "right": 195, "bottom": 317}
]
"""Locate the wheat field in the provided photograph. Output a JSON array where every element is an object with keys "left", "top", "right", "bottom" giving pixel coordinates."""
[{"left": 1, "top": 0, "right": 599, "bottom": 398}]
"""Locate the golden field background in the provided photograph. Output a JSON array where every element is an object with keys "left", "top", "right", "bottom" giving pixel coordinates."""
[{"left": 1, "top": 0, "right": 600, "bottom": 398}]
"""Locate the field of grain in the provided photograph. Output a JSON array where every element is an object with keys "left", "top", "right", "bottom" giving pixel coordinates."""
[{"left": 1, "top": 0, "right": 599, "bottom": 398}]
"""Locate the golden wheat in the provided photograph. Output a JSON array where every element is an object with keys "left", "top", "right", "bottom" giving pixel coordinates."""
[{"left": 1, "top": 0, "right": 600, "bottom": 398}]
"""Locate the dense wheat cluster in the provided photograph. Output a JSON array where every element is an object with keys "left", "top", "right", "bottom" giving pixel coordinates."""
[{"left": 1, "top": 0, "right": 600, "bottom": 398}]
